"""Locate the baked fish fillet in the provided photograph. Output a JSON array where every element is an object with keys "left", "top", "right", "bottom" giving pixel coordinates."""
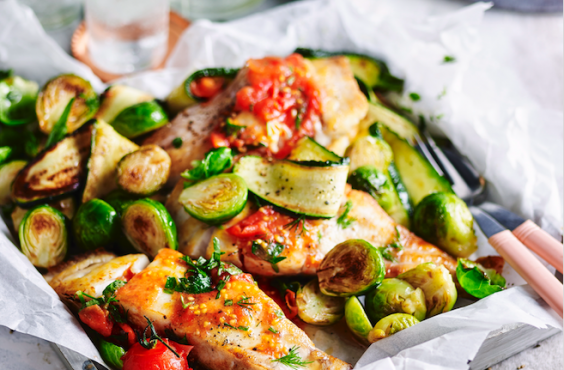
[{"left": 115, "top": 248, "right": 352, "bottom": 370}]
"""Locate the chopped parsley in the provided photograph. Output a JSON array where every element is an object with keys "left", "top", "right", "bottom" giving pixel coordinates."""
[
  {"left": 252, "top": 239, "right": 287, "bottom": 273},
  {"left": 272, "top": 346, "right": 313, "bottom": 369},
  {"left": 443, "top": 55, "right": 456, "bottom": 63},
  {"left": 225, "top": 299, "right": 234, "bottom": 306},
  {"left": 409, "top": 92, "right": 421, "bottom": 101},
  {"left": 75, "top": 280, "right": 128, "bottom": 323},
  {"left": 379, "top": 227, "right": 403, "bottom": 262},
  {"left": 172, "top": 137, "right": 183, "bottom": 148},
  {"left": 237, "top": 295, "right": 257, "bottom": 311},
  {"left": 268, "top": 327, "right": 279, "bottom": 334},
  {"left": 337, "top": 200, "right": 356, "bottom": 229}
]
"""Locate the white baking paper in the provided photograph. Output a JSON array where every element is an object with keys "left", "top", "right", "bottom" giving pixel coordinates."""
[{"left": 0, "top": 0, "right": 561, "bottom": 368}]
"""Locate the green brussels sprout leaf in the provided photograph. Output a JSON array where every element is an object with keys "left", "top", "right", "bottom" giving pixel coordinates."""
[
  {"left": 99, "top": 340, "right": 125, "bottom": 370},
  {"left": 181, "top": 147, "right": 233, "bottom": 182},
  {"left": 45, "top": 97, "right": 74, "bottom": 148},
  {"left": 0, "top": 76, "right": 38, "bottom": 125},
  {"left": 0, "top": 146, "right": 12, "bottom": 164},
  {"left": 456, "top": 259, "right": 505, "bottom": 299}
]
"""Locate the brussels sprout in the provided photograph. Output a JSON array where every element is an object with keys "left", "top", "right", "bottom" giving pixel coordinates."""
[
  {"left": 99, "top": 339, "right": 125, "bottom": 370},
  {"left": 345, "top": 135, "right": 393, "bottom": 173},
  {"left": 104, "top": 189, "right": 137, "bottom": 217},
  {"left": 345, "top": 296, "right": 373, "bottom": 341},
  {"left": 0, "top": 124, "right": 42, "bottom": 159},
  {"left": 110, "top": 101, "right": 168, "bottom": 138},
  {"left": 365, "top": 278, "right": 427, "bottom": 324},
  {"left": 398, "top": 262, "right": 457, "bottom": 317},
  {"left": 368, "top": 313, "right": 420, "bottom": 342},
  {"left": 456, "top": 259, "right": 506, "bottom": 299},
  {"left": 121, "top": 198, "right": 177, "bottom": 257},
  {"left": 73, "top": 199, "right": 119, "bottom": 251},
  {"left": 36, "top": 74, "right": 98, "bottom": 134},
  {"left": 96, "top": 85, "right": 154, "bottom": 124},
  {"left": 412, "top": 192, "right": 477, "bottom": 258},
  {"left": 116, "top": 145, "right": 171, "bottom": 196},
  {"left": 178, "top": 174, "right": 248, "bottom": 225},
  {"left": 19, "top": 205, "right": 68, "bottom": 268},
  {"left": 348, "top": 166, "right": 397, "bottom": 214},
  {"left": 296, "top": 279, "right": 345, "bottom": 326},
  {"left": 317, "top": 239, "right": 385, "bottom": 297},
  {"left": 0, "top": 160, "right": 27, "bottom": 205},
  {"left": 0, "top": 75, "right": 38, "bottom": 125}
]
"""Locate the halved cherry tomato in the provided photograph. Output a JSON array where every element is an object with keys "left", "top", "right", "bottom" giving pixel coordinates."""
[
  {"left": 284, "top": 290, "right": 299, "bottom": 320},
  {"left": 226, "top": 206, "right": 294, "bottom": 238},
  {"left": 79, "top": 305, "right": 113, "bottom": 337},
  {"left": 190, "top": 77, "right": 225, "bottom": 99},
  {"left": 210, "top": 131, "right": 230, "bottom": 148},
  {"left": 122, "top": 339, "right": 193, "bottom": 370},
  {"left": 118, "top": 322, "right": 137, "bottom": 347}
]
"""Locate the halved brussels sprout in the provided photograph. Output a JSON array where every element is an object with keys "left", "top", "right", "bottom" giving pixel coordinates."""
[
  {"left": 0, "top": 75, "right": 38, "bottom": 125},
  {"left": 99, "top": 339, "right": 125, "bottom": 370},
  {"left": 398, "top": 262, "right": 457, "bottom": 317},
  {"left": 104, "top": 189, "right": 137, "bottom": 217},
  {"left": 12, "top": 197, "right": 75, "bottom": 234},
  {"left": 19, "top": 205, "right": 68, "bottom": 268},
  {"left": 345, "top": 296, "right": 373, "bottom": 341},
  {"left": 345, "top": 135, "right": 393, "bottom": 173},
  {"left": 296, "top": 279, "right": 345, "bottom": 326},
  {"left": 348, "top": 166, "right": 397, "bottom": 214},
  {"left": 0, "top": 160, "right": 27, "bottom": 205},
  {"left": 317, "top": 239, "right": 385, "bottom": 297},
  {"left": 121, "top": 198, "right": 177, "bottom": 257},
  {"left": 73, "top": 199, "right": 119, "bottom": 251},
  {"left": 368, "top": 313, "right": 420, "bottom": 343},
  {"left": 412, "top": 192, "right": 477, "bottom": 258},
  {"left": 456, "top": 259, "right": 506, "bottom": 299},
  {"left": 96, "top": 85, "right": 154, "bottom": 124},
  {"left": 110, "top": 101, "right": 168, "bottom": 138},
  {"left": 36, "top": 74, "right": 98, "bottom": 134},
  {"left": 116, "top": 145, "right": 171, "bottom": 195},
  {"left": 365, "top": 278, "right": 427, "bottom": 324},
  {"left": 178, "top": 174, "right": 248, "bottom": 225}
]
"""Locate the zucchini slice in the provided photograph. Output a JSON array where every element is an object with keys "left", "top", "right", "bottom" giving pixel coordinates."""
[
  {"left": 82, "top": 120, "right": 139, "bottom": 203},
  {"left": 178, "top": 174, "right": 248, "bottom": 225},
  {"left": 0, "top": 160, "right": 27, "bottom": 205},
  {"left": 360, "top": 103, "right": 419, "bottom": 144},
  {"left": 121, "top": 198, "right": 177, "bottom": 257},
  {"left": 382, "top": 127, "right": 453, "bottom": 205},
  {"left": 234, "top": 156, "right": 349, "bottom": 218},
  {"left": 12, "top": 123, "right": 93, "bottom": 207},
  {"left": 96, "top": 85, "right": 154, "bottom": 124},
  {"left": 287, "top": 136, "right": 347, "bottom": 165},
  {"left": 346, "top": 134, "right": 393, "bottom": 173}
]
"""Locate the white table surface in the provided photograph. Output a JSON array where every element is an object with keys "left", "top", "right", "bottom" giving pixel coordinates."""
[{"left": 0, "top": 0, "right": 562, "bottom": 369}]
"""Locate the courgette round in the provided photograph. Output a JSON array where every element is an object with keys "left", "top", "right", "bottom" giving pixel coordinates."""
[
  {"left": 178, "top": 174, "right": 248, "bottom": 225},
  {"left": 116, "top": 145, "right": 171, "bottom": 195},
  {"left": 73, "top": 199, "right": 119, "bottom": 251}
]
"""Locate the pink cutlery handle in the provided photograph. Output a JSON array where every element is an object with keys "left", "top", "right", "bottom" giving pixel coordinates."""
[
  {"left": 489, "top": 230, "right": 563, "bottom": 318},
  {"left": 513, "top": 220, "right": 563, "bottom": 273}
]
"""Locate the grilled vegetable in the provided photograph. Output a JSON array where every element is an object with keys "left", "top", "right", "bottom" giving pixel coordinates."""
[
  {"left": 398, "top": 262, "right": 457, "bottom": 317},
  {"left": 183, "top": 68, "right": 239, "bottom": 102},
  {"left": 12, "top": 122, "right": 93, "bottom": 207},
  {"left": 0, "top": 160, "right": 27, "bottom": 205},
  {"left": 104, "top": 189, "right": 137, "bottom": 217},
  {"left": 233, "top": 156, "right": 349, "bottom": 218},
  {"left": 117, "top": 145, "right": 171, "bottom": 196},
  {"left": 360, "top": 103, "right": 419, "bottom": 144},
  {"left": 346, "top": 134, "right": 393, "bottom": 173},
  {"left": 0, "top": 124, "right": 42, "bottom": 159},
  {"left": 365, "top": 278, "right": 427, "bottom": 324},
  {"left": 355, "top": 77, "right": 378, "bottom": 104},
  {"left": 19, "top": 205, "right": 68, "bottom": 268},
  {"left": 368, "top": 313, "right": 420, "bottom": 342},
  {"left": 165, "top": 82, "right": 197, "bottom": 116},
  {"left": 73, "top": 199, "right": 119, "bottom": 251},
  {"left": 288, "top": 136, "right": 346, "bottom": 164},
  {"left": 413, "top": 192, "right": 477, "bottom": 258},
  {"left": 456, "top": 259, "right": 506, "bottom": 299},
  {"left": 12, "top": 197, "right": 75, "bottom": 233},
  {"left": 180, "top": 147, "right": 233, "bottom": 182},
  {"left": 0, "top": 147, "right": 11, "bottom": 164},
  {"left": 345, "top": 296, "right": 373, "bottom": 341},
  {"left": 317, "top": 239, "right": 385, "bottom": 297},
  {"left": 36, "top": 74, "right": 98, "bottom": 134},
  {"left": 111, "top": 101, "right": 168, "bottom": 139},
  {"left": 96, "top": 85, "right": 154, "bottom": 124},
  {"left": 0, "top": 75, "right": 38, "bottom": 125},
  {"left": 82, "top": 120, "right": 139, "bottom": 203},
  {"left": 178, "top": 174, "right": 247, "bottom": 225},
  {"left": 99, "top": 340, "right": 125, "bottom": 370},
  {"left": 296, "top": 279, "right": 345, "bottom": 326},
  {"left": 45, "top": 97, "right": 74, "bottom": 148},
  {"left": 121, "top": 198, "right": 177, "bottom": 257},
  {"left": 382, "top": 127, "right": 453, "bottom": 205}
]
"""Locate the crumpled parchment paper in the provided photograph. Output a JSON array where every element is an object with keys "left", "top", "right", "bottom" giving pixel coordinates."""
[{"left": 0, "top": 0, "right": 561, "bottom": 368}]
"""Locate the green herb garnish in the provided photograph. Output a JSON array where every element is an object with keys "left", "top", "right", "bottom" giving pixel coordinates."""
[
  {"left": 225, "top": 118, "right": 246, "bottom": 136},
  {"left": 443, "top": 55, "right": 456, "bottom": 63},
  {"left": 268, "top": 327, "right": 279, "bottom": 334},
  {"left": 337, "top": 200, "right": 356, "bottom": 229},
  {"left": 252, "top": 239, "right": 287, "bottom": 273},
  {"left": 272, "top": 346, "right": 313, "bottom": 369},
  {"left": 409, "top": 92, "right": 421, "bottom": 101},
  {"left": 139, "top": 316, "right": 180, "bottom": 357},
  {"left": 75, "top": 280, "right": 128, "bottom": 323},
  {"left": 181, "top": 147, "right": 233, "bottom": 182}
]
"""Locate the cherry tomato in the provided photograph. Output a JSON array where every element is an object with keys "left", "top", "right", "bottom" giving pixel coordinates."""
[
  {"left": 226, "top": 206, "right": 291, "bottom": 238},
  {"left": 78, "top": 305, "right": 113, "bottom": 337},
  {"left": 190, "top": 77, "right": 225, "bottom": 99},
  {"left": 210, "top": 131, "right": 230, "bottom": 148},
  {"left": 122, "top": 340, "right": 193, "bottom": 370}
]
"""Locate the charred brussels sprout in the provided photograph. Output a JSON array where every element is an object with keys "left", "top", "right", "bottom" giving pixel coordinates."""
[
  {"left": 296, "top": 279, "right": 345, "bottom": 326},
  {"left": 345, "top": 296, "right": 373, "bottom": 341},
  {"left": 96, "top": 85, "right": 154, "bottom": 124},
  {"left": 117, "top": 145, "right": 171, "bottom": 195},
  {"left": 73, "top": 199, "right": 119, "bottom": 250},
  {"left": 348, "top": 166, "right": 396, "bottom": 215},
  {"left": 456, "top": 259, "right": 506, "bottom": 299},
  {"left": 99, "top": 340, "right": 125, "bottom": 370},
  {"left": 178, "top": 174, "right": 248, "bottom": 225},
  {"left": 398, "top": 262, "right": 457, "bottom": 317},
  {"left": 368, "top": 313, "right": 420, "bottom": 342},
  {"left": 365, "top": 278, "right": 427, "bottom": 324},
  {"left": 110, "top": 101, "right": 168, "bottom": 138},
  {"left": 36, "top": 74, "right": 98, "bottom": 134},
  {"left": 0, "top": 75, "right": 38, "bottom": 125},
  {"left": 121, "top": 198, "right": 177, "bottom": 257},
  {"left": 0, "top": 160, "right": 27, "bottom": 205},
  {"left": 317, "top": 239, "right": 385, "bottom": 297},
  {"left": 412, "top": 192, "right": 477, "bottom": 258},
  {"left": 19, "top": 205, "right": 68, "bottom": 268}
]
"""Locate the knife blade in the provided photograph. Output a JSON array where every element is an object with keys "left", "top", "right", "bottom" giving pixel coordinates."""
[
  {"left": 478, "top": 202, "right": 526, "bottom": 231},
  {"left": 469, "top": 206, "right": 506, "bottom": 238}
]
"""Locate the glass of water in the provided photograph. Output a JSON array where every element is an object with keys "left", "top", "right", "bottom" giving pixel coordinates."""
[{"left": 85, "top": 0, "right": 169, "bottom": 74}]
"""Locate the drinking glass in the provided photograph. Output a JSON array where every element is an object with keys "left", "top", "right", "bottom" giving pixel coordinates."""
[{"left": 85, "top": 0, "right": 169, "bottom": 74}]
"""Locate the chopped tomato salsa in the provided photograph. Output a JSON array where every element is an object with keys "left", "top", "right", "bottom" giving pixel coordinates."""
[{"left": 190, "top": 76, "right": 226, "bottom": 99}]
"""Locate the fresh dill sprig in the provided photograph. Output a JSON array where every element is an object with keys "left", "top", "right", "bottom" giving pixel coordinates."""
[
  {"left": 272, "top": 346, "right": 313, "bottom": 369},
  {"left": 285, "top": 215, "right": 308, "bottom": 235},
  {"left": 336, "top": 200, "right": 356, "bottom": 229}
]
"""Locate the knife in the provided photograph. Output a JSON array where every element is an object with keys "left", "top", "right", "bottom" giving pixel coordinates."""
[
  {"left": 479, "top": 202, "right": 563, "bottom": 273},
  {"left": 470, "top": 206, "right": 563, "bottom": 317}
]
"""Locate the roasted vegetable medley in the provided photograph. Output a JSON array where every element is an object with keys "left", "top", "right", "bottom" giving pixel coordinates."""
[{"left": 0, "top": 51, "right": 506, "bottom": 370}]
